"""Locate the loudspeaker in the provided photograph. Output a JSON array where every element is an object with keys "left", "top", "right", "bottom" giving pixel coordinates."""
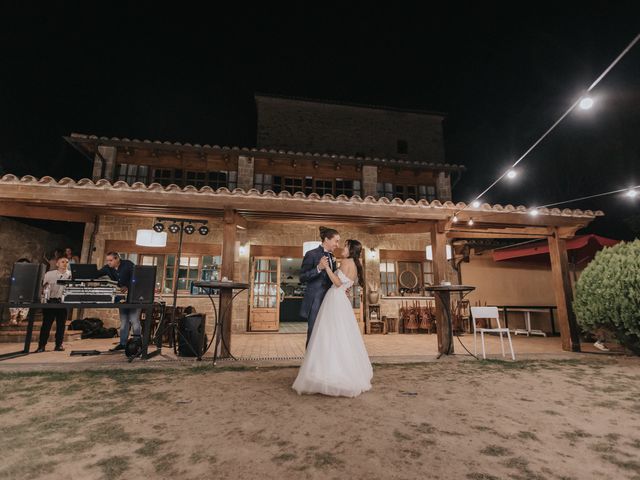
[
  {"left": 177, "top": 313, "right": 206, "bottom": 357},
  {"left": 129, "top": 266, "right": 156, "bottom": 304},
  {"left": 9, "top": 263, "right": 45, "bottom": 304}
]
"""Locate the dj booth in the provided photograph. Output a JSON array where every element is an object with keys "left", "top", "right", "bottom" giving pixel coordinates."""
[
  {"left": 1, "top": 262, "right": 162, "bottom": 362},
  {"left": 0, "top": 302, "right": 160, "bottom": 361}
]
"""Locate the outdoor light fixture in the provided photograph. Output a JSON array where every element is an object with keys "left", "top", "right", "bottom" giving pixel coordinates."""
[
  {"left": 168, "top": 223, "right": 180, "bottom": 234},
  {"left": 183, "top": 224, "right": 195, "bottom": 235},
  {"left": 468, "top": 218, "right": 474, "bottom": 226},
  {"left": 471, "top": 200, "right": 481, "bottom": 208},
  {"left": 506, "top": 169, "right": 517, "bottom": 179},
  {"left": 367, "top": 248, "right": 377, "bottom": 260},
  {"left": 626, "top": 189, "right": 638, "bottom": 198},
  {"left": 579, "top": 96, "right": 594, "bottom": 110},
  {"left": 153, "top": 222, "right": 164, "bottom": 233},
  {"left": 135, "top": 229, "right": 167, "bottom": 247},
  {"left": 529, "top": 209, "right": 540, "bottom": 216},
  {"left": 239, "top": 245, "right": 248, "bottom": 256},
  {"left": 198, "top": 225, "right": 209, "bottom": 236},
  {"left": 426, "top": 245, "right": 453, "bottom": 261}
]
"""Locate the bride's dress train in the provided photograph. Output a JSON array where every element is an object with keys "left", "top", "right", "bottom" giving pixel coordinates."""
[{"left": 292, "top": 269, "right": 373, "bottom": 397}]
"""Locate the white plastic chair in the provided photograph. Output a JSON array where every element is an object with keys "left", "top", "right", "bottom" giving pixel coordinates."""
[{"left": 470, "top": 306, "right": 515, "bottom": 360}]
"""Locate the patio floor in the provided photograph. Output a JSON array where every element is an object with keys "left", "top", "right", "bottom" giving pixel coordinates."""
[{"left": 0, "top": 331, "right": 617, "bottom": 368}]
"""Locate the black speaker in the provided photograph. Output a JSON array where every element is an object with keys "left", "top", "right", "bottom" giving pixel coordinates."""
[
  {"left": 9, "top": 263, "right": 45, "bottom": 304},
  {"left": 177, "top": 313, "right": 206, "bottom": 357},
  {"left": 129, "top": 266, "right": 156, "bottom": 304}
]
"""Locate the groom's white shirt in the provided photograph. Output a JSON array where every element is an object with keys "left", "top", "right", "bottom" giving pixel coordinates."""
[{"left": 316, "top": 248, "right": 333, "bottom": 273}]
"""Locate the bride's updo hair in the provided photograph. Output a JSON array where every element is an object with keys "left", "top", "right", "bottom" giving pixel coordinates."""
[
  {"left": 346, "top": 239, "right": 364, "bottom": 287},
  {"left": 319, "top": 226, "right": 339, "bottom": 241}
]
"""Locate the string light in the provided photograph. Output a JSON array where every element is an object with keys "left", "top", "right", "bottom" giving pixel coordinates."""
[
  {"left": 529, "top": 209, "right": 539, "bottom": 216},
  {"left": 468, "top": 218, "right": 474, "bottom": 226},
  {"left": 506, "top": 169, "right": 517, "bottom": 179},
  {"left": 626, "top": 188, "right": 638, "bottom": 198},
  {"left": 453, "top": 32, "right": 640, "bottom": 217},
  {"left": 452, "top": 215, "right": 459, "bottom": 223},
  {"left": 579, "top": 96, "right": 594, "bottom": 110},
  {"left": 472, "top": 200, "right": 481, "bottom": 208}
]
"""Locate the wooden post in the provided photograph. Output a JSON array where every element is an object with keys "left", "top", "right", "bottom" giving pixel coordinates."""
[
  {"left": 430, "top": 221, "right": 450, "bottom": 354},
  {"left": 220, "top": 207, "right": 237, "bottom": 357},
  {"left": 548, "top": 228, "right": 581, "bottom": 352}
]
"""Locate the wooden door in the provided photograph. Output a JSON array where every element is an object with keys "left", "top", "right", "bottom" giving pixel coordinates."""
[{"left": 249, "top": 257, "right": 281, "bottom": 331}]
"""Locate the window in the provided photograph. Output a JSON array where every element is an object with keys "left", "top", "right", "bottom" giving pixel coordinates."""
[
  {"left": 116, "top": 253, "right": 221, "bottom": 294},
  {"left": 208, "top": 171, "right": 228, "bottom": 189},
  {"left": 426, "top": 185, "right": 436, "bottom": 201},
  {"left": 186, "top": 171, "right": 207, "bottom": 188},
  {"left": 379, "top": 262, "right": 397, "bottom": 296},
  {"left": 377, "top": 182, "right": 394, "bottom": 200},
  {"left": 282, "top": 177, "right": 303, "bottom": 194},
  {"left": 417, "top": 185, "right": 437, "bottom": 201},
  {"left": 423, "top": 260, "right": 434, "bottom": 287},
  {"left": 254, "top": 173, "right": 274, "bottom": 192},
  {"left": 314, "top": 179, "right": 333, "bottom": 196},
  {"left": 335, "top": 179, "right": 360, "bottom": 197},
  {"left": 116, "top": 164, "right": 149, "bottom": 184},
  {"left": 397, "top": 140, "right": 408, "bottom": 155},
  {"left": 153, "top": 168, "right": 175, "bottom": 186}
]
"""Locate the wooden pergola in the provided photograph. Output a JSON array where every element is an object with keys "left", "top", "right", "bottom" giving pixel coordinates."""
[{"left": 0, "top": 174, "right": 603, "bottom": 354}]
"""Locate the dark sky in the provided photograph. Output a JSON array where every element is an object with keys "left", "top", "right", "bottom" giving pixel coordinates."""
[{"left": 1, "top": 3, "right": 639, "bottom": 238}]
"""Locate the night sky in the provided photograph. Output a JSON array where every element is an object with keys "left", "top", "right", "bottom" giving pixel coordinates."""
[{"left": 1, "top": 3, "right": 639, "bottom": 239}]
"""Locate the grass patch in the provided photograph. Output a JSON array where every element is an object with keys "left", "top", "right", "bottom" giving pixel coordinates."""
[
  {"left": 601, "top": 454, "right": 640, "bottom": 473},
  {"left": 94, "top": 455, "right": 130, "bottom": 480},
  {"left": 467, "top": 474, "right": 500, "bottom": 480},
  {"left": 313, "top": 451, "right": 344, "bottom": 469},
  {"left": 134, "top": 438, "right": 168, "bottom": 457},
  {"left": 393, "top": 429, "right": 413, "bottom": 441},
  {"left": 0, "top": 406, "right": 16, "bottom": 415},
  {"left": 517, "top": 431, "right": 539, "bottom": 441},
  {"left": 480, "top": 445, "right": 512, "bottom": 457},
  {"left": 272, "top": 452, "right": 297, "bottom": 464},
  {"left": 561, "top": 429, "right": 592, "bottom": 443}
]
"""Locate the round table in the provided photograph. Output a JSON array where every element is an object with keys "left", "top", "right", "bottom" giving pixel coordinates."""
[{"left": 424, "top": 285, "right": 475, "bottom": 358}]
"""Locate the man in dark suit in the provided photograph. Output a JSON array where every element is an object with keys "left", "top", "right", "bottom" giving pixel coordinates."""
[{"left": 299, "top": 227, "right": 340, "bottom": 347}]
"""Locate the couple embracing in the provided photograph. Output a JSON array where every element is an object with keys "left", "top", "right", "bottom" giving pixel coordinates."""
[{"left": 292, "top": 227, "right": 373, "bottom": 398}]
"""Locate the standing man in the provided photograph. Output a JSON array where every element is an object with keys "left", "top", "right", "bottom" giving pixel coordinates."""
[
  {"left": 95, "top": 252, "right": 139, "bottom": 351},
  {"left": 299, "top": 226, "right": 340, "bottom": 348}
]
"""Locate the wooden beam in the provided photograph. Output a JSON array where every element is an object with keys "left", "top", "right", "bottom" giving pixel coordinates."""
[
  {"left": 234, "top": 212, "right": 248, "bottom": 230},
  {"left": 368, "top": 222, "right": 434, "bottom": 235},
  {"left": 446, "top": 232, "right": 548, "bottom": 240},
  {"left": 430, "top": 221, "right": 450, "bottom": 355},
  {"left": 548, "top": 228, "right": 581, "bottom": 352},
  {"left": 447, "top": 226, "right": 551, "bottom": 238},
  {"left": 219, "top": 207, "right": 237, "bottom": 358},
  {"left": 0, "top": 204, "right": 95, "bottom": 223},
  {"left": 104, "top": 240, "right": 221, "bottom": 256}
]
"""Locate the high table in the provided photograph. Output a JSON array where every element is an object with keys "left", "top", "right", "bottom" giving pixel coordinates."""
[
  {"left": 192, "top": 281, "right": 249, "bottom": 364},
  {"left": 0, "top": 302, "right": 158, "bottom": 361},
  {"left": 424, "top": 285, "right": 475, "bottom": 358}
]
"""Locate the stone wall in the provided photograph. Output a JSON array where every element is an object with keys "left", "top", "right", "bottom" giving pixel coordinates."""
[{"left": 0, "top": 217, "right": 74, "bottom": 320}]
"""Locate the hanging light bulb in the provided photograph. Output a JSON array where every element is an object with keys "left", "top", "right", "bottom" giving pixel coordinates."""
[
  {"left": 452, "top": 215, "right": 458, "bottom": 223},
  {"left": 506, "top": 169, "right": 517, "bottom": 179},
  {"left": 529, "top": 209, "right": 540, "bottom": 216},
  {"left": 468, "top": 218, "right": 474, "bottom": 226},
  {"left": 626, "top": 188, "right": 638, "bottom": 198},
  {"left": 579, "top": 96, "right": 594, "bottom": 110},
  {"left": 471, "top": 200, "right": 481, "bottom": 208}
]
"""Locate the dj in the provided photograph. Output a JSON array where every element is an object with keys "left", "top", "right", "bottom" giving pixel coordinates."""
[{"left": 95, "top": 252, "right": 140, "bottom": 352}]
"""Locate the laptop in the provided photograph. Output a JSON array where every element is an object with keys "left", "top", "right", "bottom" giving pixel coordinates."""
[{"left": 70, "top": 263, "right": 99, "bottom": 281}]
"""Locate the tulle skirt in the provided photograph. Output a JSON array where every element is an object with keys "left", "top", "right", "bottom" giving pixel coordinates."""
[{"left": 292, "top": 287, "right": 373, "bottom": 397}]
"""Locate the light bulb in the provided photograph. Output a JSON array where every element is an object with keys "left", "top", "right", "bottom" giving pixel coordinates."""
[
  {"left": 506, "top": 169, "right": 517, "bottom": 179},
  {"left": 579, "top": 96, "right": 594, "bottom": 110},
  {"left": 471, "top": 200, "right": 481, "bottom": 208},
  {"left": 452, "top": 215, "right": 458, "bottom": 223},
  {"left": 468, "top": 218, "right": 474, "bottom": 226},
  {"left": 529, "top": 209, "right": 539, "bottom": 216},
  {"left": 626, "top": 189, "right": 638, "bottom": 198}
]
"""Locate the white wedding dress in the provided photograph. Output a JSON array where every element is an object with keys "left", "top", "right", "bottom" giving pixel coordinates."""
[{"left": 292, "top": 269, "right": 373, "bottom": 397}]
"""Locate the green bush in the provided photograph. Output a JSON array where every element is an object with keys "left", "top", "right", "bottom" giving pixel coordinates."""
[{"left": 574, "top": 239, "right": 640, "bottom": 354}]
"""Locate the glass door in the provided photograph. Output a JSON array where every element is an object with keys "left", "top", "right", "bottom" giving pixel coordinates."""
[{"left": 249, "top": 257, "right": 281, "bottom": 331}]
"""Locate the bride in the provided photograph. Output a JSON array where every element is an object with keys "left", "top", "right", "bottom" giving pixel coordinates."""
[{"left": 292, "top": 239, "right": 373, "bottom": 397}]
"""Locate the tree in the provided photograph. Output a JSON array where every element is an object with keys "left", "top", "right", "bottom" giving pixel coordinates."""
[{"left": 574, "top": 240, "right": 640, "bottom": 354}]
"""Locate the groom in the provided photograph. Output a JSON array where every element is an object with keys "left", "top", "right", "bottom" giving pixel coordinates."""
[{"left": 299, "top": 227, "right": 340, "bottom": 347}]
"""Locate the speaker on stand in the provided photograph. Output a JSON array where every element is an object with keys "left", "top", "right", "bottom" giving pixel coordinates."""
[{"left": 9, "top": 263, "right": 45, "bottom": 304}]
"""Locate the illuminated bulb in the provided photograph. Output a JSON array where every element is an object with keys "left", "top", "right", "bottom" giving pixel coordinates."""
[
  {"left": 468, "top": 218, "right": 474, "bottom": 226},
  {"left": 579, "top": 97, "right": 594, "bottom": 110},
  {"left": 471, "top": 200, "right": 481, "bottom": 208},
  {"left": 529, "top": 209, "right": 540, "bottom": 216},
  {"left": 626, "top": 189, "right": 638, "bottom": 198},
  {"left": 506, "top": 169, "right": 517, "bottom": 179},
  {"left": 452, "top": 215, "right": 458, "bottom": 223}
]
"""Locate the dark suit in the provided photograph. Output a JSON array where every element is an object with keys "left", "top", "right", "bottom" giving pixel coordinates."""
[{"left": 299, "top": 246, "right": 336, "bottom": 346}]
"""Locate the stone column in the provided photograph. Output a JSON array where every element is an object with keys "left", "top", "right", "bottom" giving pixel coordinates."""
[
  {"left": 362, "top": 165, "right": 378, "bottom": 198},
  {"left": 95, "top": 146, "right": 117, "bottom": 181},
  {"left": 237, "top": 155, "right": 254, "bottom": 191},
  {"left": 436, "top": 171, "right": 452, "bottom": 201}
]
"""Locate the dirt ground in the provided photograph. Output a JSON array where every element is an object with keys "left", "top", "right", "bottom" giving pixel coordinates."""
[{"left": 1, "top": 357, "right": 640, "bottom": 480}]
